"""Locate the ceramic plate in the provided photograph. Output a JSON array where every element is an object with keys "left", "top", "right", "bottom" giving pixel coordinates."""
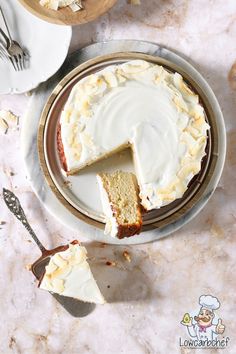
[
  {"left": 38, "top": 52, "right": 218, "bottom": 232},
  {"left": 18, "top": 0, "right": 117, "bottom": 26},
  {"left": 0, "top": 0, "right": 71, "bottom": 94}
]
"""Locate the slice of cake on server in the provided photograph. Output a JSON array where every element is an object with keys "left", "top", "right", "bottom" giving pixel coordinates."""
[
  {"left": 39, "top": 241, "right": 105, "bottom": 304},
  {"left": 97, "top": 171, "right": 143, "bottom": 239}
]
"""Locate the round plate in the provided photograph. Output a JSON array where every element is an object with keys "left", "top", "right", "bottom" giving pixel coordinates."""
[
  {"left": 18, "top": 0, "right": 117, "bottom": 26},
  {"left": 0, "top": 0, "right": 71, "bottom": 94},
  {"left": 22, "top": 40, "right": 226, "bottom": 245},
  {"left": 38, "top": 52, "right": 218, "bottom": 233}
]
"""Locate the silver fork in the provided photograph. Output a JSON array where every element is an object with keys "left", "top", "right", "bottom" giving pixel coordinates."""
[
  {"left": 0, "top": 6, "right": 29, "bottom": 71},
  {"left": 0, "top": 29, "right": 18, "bottom": 70}
]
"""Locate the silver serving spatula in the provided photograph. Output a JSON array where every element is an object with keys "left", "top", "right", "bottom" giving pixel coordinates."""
[{"left": 3, "top": 188, "right": 95, "bottom": 317}]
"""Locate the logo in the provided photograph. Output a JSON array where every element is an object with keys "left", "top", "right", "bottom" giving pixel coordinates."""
[{"left": 179, "top": 295, "right": 229, "bottom": 349}]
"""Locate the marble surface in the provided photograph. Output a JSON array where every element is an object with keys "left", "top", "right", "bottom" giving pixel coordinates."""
[{"left": 0, "top": 0, "right": 236, "bottom": 353}]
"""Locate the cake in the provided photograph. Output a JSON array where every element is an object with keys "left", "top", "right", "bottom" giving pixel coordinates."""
[
  {"left": 58, "top": 60, "right": 210, "bottom": 210},
  {"left": 97, "top": 171, "right": 142, "bottom": 239},
  {"left": 39, "top": 241, "right": 105, "bottom": 304}
]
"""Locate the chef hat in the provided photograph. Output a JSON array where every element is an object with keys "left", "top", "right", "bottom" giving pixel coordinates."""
[{"left": 199, "top": 295, "right": 220, "bottom": 311}]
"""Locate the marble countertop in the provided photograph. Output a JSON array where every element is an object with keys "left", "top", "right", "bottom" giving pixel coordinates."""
[{"left": 0, "top": 0, "right": 236, "bottom": 353}]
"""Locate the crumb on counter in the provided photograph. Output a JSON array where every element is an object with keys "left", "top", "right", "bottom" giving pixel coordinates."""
[
  {"left": 210, "top": 224, "right": 224, "bottom": 238},
  {"left": 25, "top": 264, "right": 32, "bottom": 271},
  {"left": 106, "top": 260, "right": 117, "bottom": 266},
  {"left": 123, "top": 250, "right": 131, "bottom": 262}
]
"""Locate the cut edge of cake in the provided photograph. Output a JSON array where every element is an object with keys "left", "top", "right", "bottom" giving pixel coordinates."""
[
  {"left": 57, "top": 122, "right": 130, "bottom": 175},
  {"left": 97, "top": 171, "right": 143, "bottom": 239}
]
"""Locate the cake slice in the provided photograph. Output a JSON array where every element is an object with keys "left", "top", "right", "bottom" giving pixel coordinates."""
[
  {"left": 39, "top": 241, "right": 105, "bottom": 304},
  {"left": 97, "top": 171, "right": 142, "bottom": 239}
]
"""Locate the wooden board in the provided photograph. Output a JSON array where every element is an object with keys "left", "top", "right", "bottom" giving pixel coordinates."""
[{"left": 18, "top": 0, "right": 117, "bottom": 26}]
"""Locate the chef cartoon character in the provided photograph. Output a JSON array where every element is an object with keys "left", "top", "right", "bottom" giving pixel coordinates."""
[{"left": 181, "top": 295, "right": 225, "bottom": 340}]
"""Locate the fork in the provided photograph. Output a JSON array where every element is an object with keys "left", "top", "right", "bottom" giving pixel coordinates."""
[
  {"left": 0, "top": 28, "right": 18, "bottom": 70},
  {"left": 0, "top": 6, "right": 29, "bottom": 71},
  {"left": 0, "top": 41, "right": 10, "bottom": 64}
]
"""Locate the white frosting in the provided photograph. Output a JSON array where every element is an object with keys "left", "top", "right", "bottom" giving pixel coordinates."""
[
  {"left": 97, "top": 175, "right": 119, "bottom": 237},
  {"left": 39, "top": 243, "right": 105, "bottom": 304},
  {"left": 60, "top": 60, "right": 210, "bottom": 210}
]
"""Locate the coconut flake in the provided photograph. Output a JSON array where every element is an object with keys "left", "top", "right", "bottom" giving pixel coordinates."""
[
  {"left": 39, "top": 0, "right": 84, "bottom": 11},
  {"left": 69, "top": 0, "right": 84, "bottom": 12},
  {"left": 0, "top": 110, "right": 19, "bottom": 125},
  {"left": 0, "top": 118, "right": 9, "bottom": 134}
]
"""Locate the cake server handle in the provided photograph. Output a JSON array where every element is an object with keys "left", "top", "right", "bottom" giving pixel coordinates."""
[{"left": 3, "top": 188, "right": 46, "bottom": 253}]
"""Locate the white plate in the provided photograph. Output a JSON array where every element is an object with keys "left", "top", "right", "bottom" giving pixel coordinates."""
[{"left": 0, "top": 0, "right": 71, "bottom": 94}]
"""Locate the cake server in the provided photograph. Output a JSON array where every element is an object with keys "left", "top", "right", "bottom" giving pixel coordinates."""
[{"left": 3, "top": 188, "right": 95, "bottom": 317}]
